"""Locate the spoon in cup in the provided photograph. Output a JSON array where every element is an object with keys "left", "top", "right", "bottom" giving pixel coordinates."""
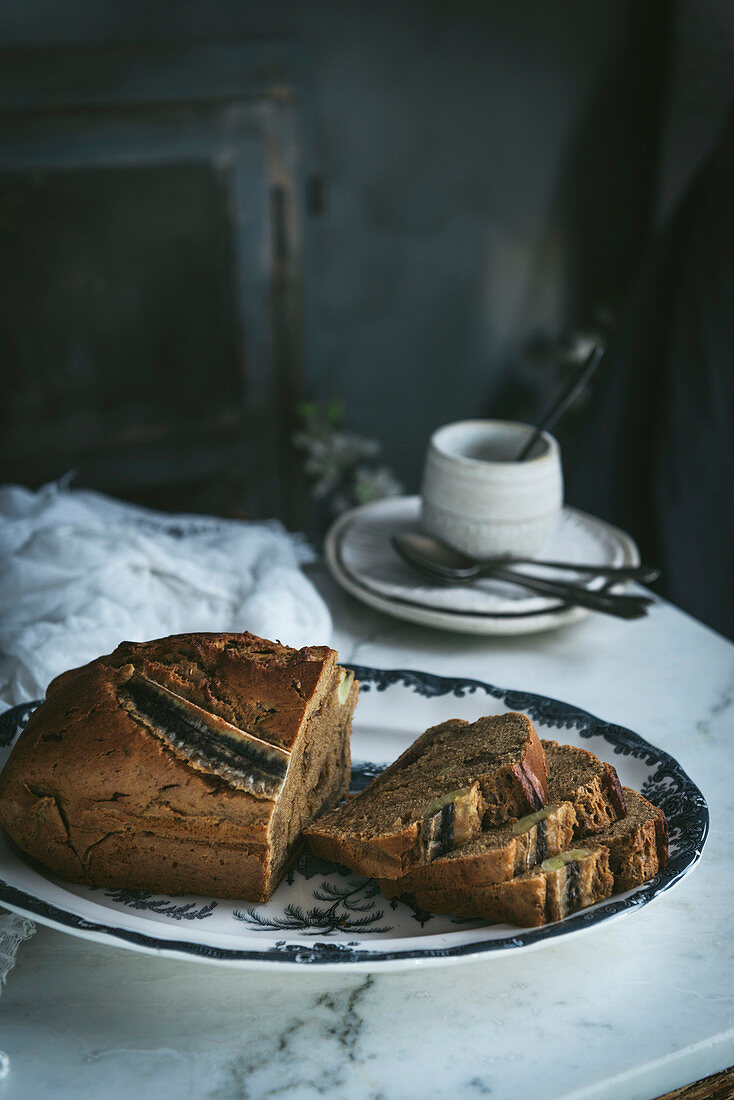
[{"left": 516, "top": 343, "right": 605, "bottom": 461}]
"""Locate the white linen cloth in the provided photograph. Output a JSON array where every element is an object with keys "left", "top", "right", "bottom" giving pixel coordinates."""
[
  {"left": 0, "top": 478, "right": 333, "bottom": 997},
  {"left": 0, "top": 479, "right": 332, "bottom": 711},
  {"left": 0, "top": 912, "right": 35, "bottom": 1071},
  {"left": 0, "top": 914, "right": 34, "bottom": 986}
]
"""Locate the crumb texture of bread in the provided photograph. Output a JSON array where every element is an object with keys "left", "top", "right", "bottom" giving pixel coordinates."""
[
  {"left": 0, "top": 632, "right": 357, "bottom": 901},
  {"left": 376, "top": 747, "right": 668, "bottom": 928},
  {"left": 543, "top": 740, "right": 626, "bottom": 833},
  {"left": 379, "top": 800, "right": 578, "bottom": 899},
  {"left": 585, "top": 787, "right": 668, "bottom": 890},
  {"left": 304, "top": 712, "right": 549, "bottom": 879},
  {"left": 397, "top": 845, "right": 614, "bottom": 927}
]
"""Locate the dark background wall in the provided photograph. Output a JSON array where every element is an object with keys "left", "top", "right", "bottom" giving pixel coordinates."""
[
  {"left": 0, "top": 0, "right": 728, "bottom": 519},
  {"left": 658, "top": 0, "right": 734, "bottom": 221}
]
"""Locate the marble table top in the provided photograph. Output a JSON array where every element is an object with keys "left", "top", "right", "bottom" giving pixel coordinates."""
[{"left": 1, "top": 567, "right": 732, "bottom": 1100}]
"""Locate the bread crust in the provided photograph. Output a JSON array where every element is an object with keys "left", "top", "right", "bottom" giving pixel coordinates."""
[{"left": 0, "top": 632, "right": 357, "bottom": 901}]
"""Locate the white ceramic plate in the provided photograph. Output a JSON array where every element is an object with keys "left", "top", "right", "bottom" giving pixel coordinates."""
[
  {"left": 324, "top": 497, "right": 641, "bottom": 635},
  {"left": 0, "top": 668, "right": 707, "bottom": 971}
]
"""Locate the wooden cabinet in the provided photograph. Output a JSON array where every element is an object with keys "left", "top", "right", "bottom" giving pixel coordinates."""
[{"left": 0, "top": 40, "right": 306, "bottom": 522}]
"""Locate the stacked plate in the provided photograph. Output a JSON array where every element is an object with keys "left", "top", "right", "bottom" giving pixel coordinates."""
[{"left": 324, "top": 496, "right": 640, "bottom": 635}]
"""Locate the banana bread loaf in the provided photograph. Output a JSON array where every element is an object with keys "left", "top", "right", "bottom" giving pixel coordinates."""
[
  {"left": 0, "top": 632, "right": 358, "bottom": 901},
  {"left": 303, "top": 712, "right": 549, "bottom": 879}
]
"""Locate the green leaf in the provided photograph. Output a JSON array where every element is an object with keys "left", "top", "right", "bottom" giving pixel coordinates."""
[{"left": 325, "top": 397, "right": 344, "bottom": 425}]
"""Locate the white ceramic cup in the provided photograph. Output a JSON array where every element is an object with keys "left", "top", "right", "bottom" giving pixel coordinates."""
[{"left": 420, "top": 419, "right": 563, "bottom": 558}]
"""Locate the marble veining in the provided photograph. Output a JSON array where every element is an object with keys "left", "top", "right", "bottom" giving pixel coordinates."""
[
  {"left": 206, "top": 976, "right": 376, "bottom": 1099},
  {"left": 695, "top": 670, "right": 734, "bottom": 736}
]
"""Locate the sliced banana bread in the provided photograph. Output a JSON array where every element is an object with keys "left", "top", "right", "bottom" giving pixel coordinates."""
[
  {"left": 378, "top": 742, "right": 624, "bottom": 902},
  {"left": 0, "top": 632, "right": 358, "bottom": 901},
  {"left": 379, "top": 801, "right": 577, "bottom": 898},
  {"left": 543, "top": 740, "right": 626, "bottom": 833},
  {"left": 471, "top": 847, "right": 614, "bottom": 926},
  {"left": 585, "top": 787, "right": 668, "bottom": 890},
  {"left": 383, "top": 785, "right": 667, "bottom": 927},
  {"left": 304, "top": 712, "right": 549, "bottom": 879},
  {"left": 396, "top": 847, "right": 614, "bottom": 927}
]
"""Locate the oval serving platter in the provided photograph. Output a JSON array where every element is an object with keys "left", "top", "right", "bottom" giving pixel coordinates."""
[{"left": 0, "top": 667, "right": 708, "bottom": 971}]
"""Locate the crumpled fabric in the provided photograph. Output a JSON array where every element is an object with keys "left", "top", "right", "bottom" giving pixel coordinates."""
[
  {"left": 0, "top": 479, "right": 332, "bottom": 711},
  {"left": 0, "top": 912, "right": 35, "bottom": 988},
  {"left": 0, "top": 909, "right": 35, "bottom": 1065}
]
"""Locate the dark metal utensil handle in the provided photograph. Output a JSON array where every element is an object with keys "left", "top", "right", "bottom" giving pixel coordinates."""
[
  {"left": 405, "top": 558, "right": 651, "bottom": 619},
  {"left": 516, "top": 344, "right": 605, "bottom": 461},
  {"left": 391, "top": 534, "right": 652, "bottom": 618},
  {"left": 486, "top": 566, "right": 651, "bottom": 619},
  {"left": 481, "top": 558, "right": 660, "bottom": 583}
]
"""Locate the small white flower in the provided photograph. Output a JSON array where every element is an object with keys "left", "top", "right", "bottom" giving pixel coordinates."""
[
  {"left": 352, "top": 465, "right": 404, "bottom": 505},
  {"left": 292, "top": 402, "right": 401, "bottom": 514}
]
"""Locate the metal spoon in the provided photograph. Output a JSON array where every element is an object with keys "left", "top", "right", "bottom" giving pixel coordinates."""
[
  {"left": 395, "top": 557, "right": 651, "bottom": 619},
  {"left": 516, "top": 343, "right": 605, "bottom": 461},
  {"left": 392, "top": 532, "right": 660, "bottom": 583},
  {"left": 391, "top": 534, "right": 654, "bottom": 620}
]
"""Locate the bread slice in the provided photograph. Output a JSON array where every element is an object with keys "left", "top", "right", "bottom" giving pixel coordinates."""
[
  {"left": 585, "top": 787, "right": 668, "bottom": 890},
  {"left": 543, "top": 740, "right": 626, "bottom": 833},
  {"left": 379, "top": 801, "right": 577, "bottom": 898},
  {"left": 0, "top": 632, "right": 358, "bottom": 901},
  {"left": 393, "top": 847, "right": 614, "bottom": 927},
  {"left": 304, "top": 712, "right": 549, "bottom": 879},
  {"left": 383, "top": 784, "right": 667, "bottom": 927},
  {"left": 466, "top": 847, "right": 614, "bottom": 926},
  {"left": 377, "top": 741, "right": 625, "bottom": 902}
]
